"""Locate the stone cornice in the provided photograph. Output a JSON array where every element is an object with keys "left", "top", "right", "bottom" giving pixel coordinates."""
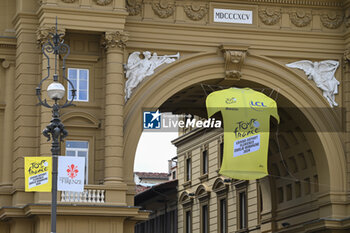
[{"left": 235, "top": 0, "right": 342, "bottom": 7}]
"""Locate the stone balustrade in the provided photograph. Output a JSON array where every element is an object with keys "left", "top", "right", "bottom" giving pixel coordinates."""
[{"left": 60, "top": 187, "right": 105, "bottom": 203}]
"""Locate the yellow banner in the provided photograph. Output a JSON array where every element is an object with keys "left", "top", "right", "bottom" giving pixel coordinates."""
[{"left": 24, "top": 157, "right": 52, "bottom": 192}]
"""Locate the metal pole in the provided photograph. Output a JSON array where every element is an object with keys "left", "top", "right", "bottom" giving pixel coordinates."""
[{"left": 43, "top": 103, "right": 67, "bottom": 233}]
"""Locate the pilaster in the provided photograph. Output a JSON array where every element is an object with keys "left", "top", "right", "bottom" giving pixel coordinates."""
[
  {"left": 12, "top": 13, "right": 39, "bottom": 205},
  {"left": 0, "top": 59, "right": 15, "bottom": 188}
]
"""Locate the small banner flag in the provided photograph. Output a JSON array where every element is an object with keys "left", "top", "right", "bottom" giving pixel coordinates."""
[
  {"left": 58, "top": 156, "right": 85, "bottom": 192},
  {"left": 25, "top": 157, "right": 52, "bottom": 192},
  {"left": 206, "top": 88, "right": 279, "bottom": 180}
]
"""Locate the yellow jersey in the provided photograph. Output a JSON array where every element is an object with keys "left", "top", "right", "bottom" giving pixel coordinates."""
[{"left": 206, "top": 88, "right": 279, "bottom": 180}]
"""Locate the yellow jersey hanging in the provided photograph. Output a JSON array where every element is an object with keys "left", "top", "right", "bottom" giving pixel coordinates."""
[
  {"left": 206, "top": 88, "right": 279, "bottom": 180},
  {"left": 24, "top": 157, "right": 52, "bottom": 192}
]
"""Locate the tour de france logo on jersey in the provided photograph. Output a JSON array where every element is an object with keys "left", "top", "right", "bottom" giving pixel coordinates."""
[
  {"left": 249, "top": 101, "right": 267, "bottom": 111},
  {"left": 225, "top": 97, "right": 237, "bottom": 104},
  {"left": 143, "top": 110, "right": 161, "bottom": 129},
  {"left": 234, "top": 119, "right": 260, "bottom": 138}
]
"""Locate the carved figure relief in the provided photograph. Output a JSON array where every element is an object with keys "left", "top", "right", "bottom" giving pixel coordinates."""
[
  {"left": 126, "top": 0, "right": 142, "bottom": 16},
  {"left": 62, "top": 0, "right": 76, "bottom": 3},
  {"left": 286, "top": 60, "right": 340, "bottom": 107},
  {"left": 152, "top": 0, "right": 175, "bottom": 18},
  {"left": 125, "top": 51, "right": 180, "bottom": 101},
  {"left": 220, "top": 45, "right": 249, "bottom": 80},
  {"left": 184, "top": 2, "right": 208, "bottom": 21},
  {"left": 320, "top": 11, "right": 343, "bottom": 29},
  {"left": 289, "top": 9, "right": 312, "bottom": 27},
  {"left": 95, "top": 0, "right": 112, "bottom": 5},
  {"left": 259, "top": 7, "right": 281, "bottom": 25}
]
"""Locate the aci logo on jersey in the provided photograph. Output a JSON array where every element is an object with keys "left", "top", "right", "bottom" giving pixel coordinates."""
[{"left": 143, "top": 110, "right": 161, "bottom": 129}]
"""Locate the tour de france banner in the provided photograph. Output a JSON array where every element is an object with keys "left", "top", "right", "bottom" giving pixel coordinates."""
[
  {"left": 57, "top": 156, "right": 85, "bottom": 192},
  {"left": 206, "top": 88, "right": 279, "bottom": 180},
  {"left": 25, "top": 157, "right": 52, "bottom": 192}
]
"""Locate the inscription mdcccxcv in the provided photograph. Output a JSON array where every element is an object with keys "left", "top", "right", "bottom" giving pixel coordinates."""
[{"left": 214, "top": 8, "right": 253, "bottom": 24}]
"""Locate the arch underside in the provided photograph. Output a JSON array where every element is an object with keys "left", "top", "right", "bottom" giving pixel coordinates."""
[{"left": 124, "top": 52, "right": 346, "bottom": 226}]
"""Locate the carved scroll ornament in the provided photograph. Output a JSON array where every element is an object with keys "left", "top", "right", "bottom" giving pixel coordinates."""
[
  {"left": 95, "top": 0, "right": 112, "bottom": 5},
  {"left": 289, "top": 9, "right": 312, "bottom": 27},
  {"left": 220, "top": 45, "right": 249, "bottom": 80},
  {"left": 320, "top": 11, "right": 343, "bottom": 29},
  {"left": 259, "top": 7, "right": 281, "bottom": 25},
  {"left": 184, "top": 3, "right": 208, "bottom": 21},
  {"left": 152, "top": 0, "right": 175, "bottom": 18},
  {"left": 126, "top": 0, "right": 142, "bottom": 16}
]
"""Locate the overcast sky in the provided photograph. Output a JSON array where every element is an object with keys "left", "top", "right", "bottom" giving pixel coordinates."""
[{"left": 134, "top": 131, "right": 179, "bottom": 173}]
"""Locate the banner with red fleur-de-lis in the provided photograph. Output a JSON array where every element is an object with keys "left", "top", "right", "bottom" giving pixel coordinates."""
[{"left": 57, "top": 156, "right": 85, "bottom": 192}]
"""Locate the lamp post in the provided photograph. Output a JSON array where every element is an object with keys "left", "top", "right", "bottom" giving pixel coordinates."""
[{"left": 36, "top": 20, "right": 76, "bottom": 233}]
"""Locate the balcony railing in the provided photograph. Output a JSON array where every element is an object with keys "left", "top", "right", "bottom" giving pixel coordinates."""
[{"left": 60, "top": 188, "right": 105, "bottom": 203}]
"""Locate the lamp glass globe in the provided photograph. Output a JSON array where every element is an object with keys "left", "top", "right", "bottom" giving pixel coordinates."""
[{"left": 47, "top": 82, "right": 65, "bottom": 100}]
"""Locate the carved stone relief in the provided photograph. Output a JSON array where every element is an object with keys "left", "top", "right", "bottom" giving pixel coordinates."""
[
  {"left": 101, "top": 31, "right": 129, "bottom": 49},
  {"left": 345, "top": 8, "right": 350, "bottom": 28},
  {"left": 124, "top": 51, "right": 180, "bottom": 100},
  {"left": 152, "top": 0, "right": 175, "bottom": 18},
  {"left": 184, "top": 2, "right": 208, "bottom": 21},
  {"left": 62, "top": 0, "right": 76, "bottom": 3},
  {"left": 320, "top": 11, "right": 343, "bottom": 29},
  {"left": 126, "top": 0, "right": 142, "bottom": 16},
  {"left": 95, "top": 0, "right": 112, "bottom": 5},
  {"left": 37, "top": 26, "right": 65, "bottom": 46},
  {"left": 259, "top": 7, "right": 281, "bottom": 25},
  {"left": 220, "top": 45, "right": 249, "bottom": 80},
  {"left": 289, "top": 9, "right": 312, "bottom": 27},
  {"left": 286, "top": 60, "right": 340, "bottom": 107}
]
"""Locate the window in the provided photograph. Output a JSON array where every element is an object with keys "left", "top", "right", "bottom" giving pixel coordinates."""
[
  {"left": 219, "top": 198, "right": 227, "bottom": 233},
  {"left": 201, "top": 204, "right": 209, "bottom": 233},
  {"left": 67, "top": 68, "right": 89, "bottom": 102},
  {"left": 238, "top": 191, "right": 247, "bottom": 229},
  {"left": 202, "top": 149, "right": 208, "bottom": 175},
  {"left": 66, "top": 140, "right": 89, "bottom": 184},
  {"left": 185, "top": 210, "right": 192, "bottom": 233},
  {"left": 172, "top": 171, "right": 176, "bottom": 179},
  {"left": 186, "top": 157, "right": 191, "bottom": 181},
  {"left": 219, "top": 142, "right": 224, "bottom": 167}
]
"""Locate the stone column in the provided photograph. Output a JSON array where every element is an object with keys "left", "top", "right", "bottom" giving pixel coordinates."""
[
  {"left": 1, "top": 59, "right": 15, "bottom": 187},
  {"left": 102, "top": 31, "right": 128, "bottom": 185}
]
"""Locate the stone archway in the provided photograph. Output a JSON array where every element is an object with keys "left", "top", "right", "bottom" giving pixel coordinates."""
[{"left": 123, "top": 51, "right": 346, "bottom": 218}]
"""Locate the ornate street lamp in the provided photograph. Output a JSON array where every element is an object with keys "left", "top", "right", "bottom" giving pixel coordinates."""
[{"left": 35, "top": 20, "right": 76, "bottom": 233}]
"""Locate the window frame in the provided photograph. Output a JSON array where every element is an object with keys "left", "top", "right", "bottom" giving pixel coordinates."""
[
  {"left": 201, "top": 147, "right": 208, "bottom": 175},
  {"left": 185, "top": 156, "right": 192, "bottom": 182},
  {"left": 217, "top": 136, "right": 224, "bottom": 170},
  {"left": 218, "top": 197, "right": 228, "bottom": 233},
  {"left": 67, "top": 68, "right": 90, "bottom": 102},
  {"left": 185, "top": 209, "right": 192, "bottom": 233},
  {"left": 236, "top": 182, "right": 248, "bottom": 231},
  {"left": 200, "top": 203, "right": 209, "bottom": 233}
]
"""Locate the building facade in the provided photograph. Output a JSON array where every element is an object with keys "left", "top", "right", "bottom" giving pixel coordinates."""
[{"left": 0, "top": 0, "right": 349, "bottom": 232}]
